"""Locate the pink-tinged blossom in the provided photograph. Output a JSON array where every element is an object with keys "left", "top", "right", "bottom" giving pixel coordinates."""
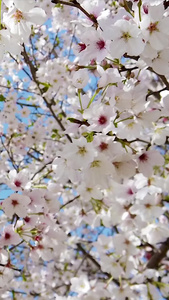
[
  {"left": 2, "top": 193, "right": 31, "bottom": 218},
  {"left": 140, "top": 3, "right": 169, "bottom": 51},
  {"left": 80, "top": 0, "right": 105, "bottom": 26},
  {"left": 129, "top": 194, "right": 164, "bottom": 221},
  {"left": 0, "top": 225, "right": 22, "bottom": 246},
  {"left": 83, "top": 102, "right": 115, "bottom": 134},
  {"left": 113, "top": 232, "right": 141, "bottom": 255},
  {"left": 25, "top": 189, "right": 46, "bottom": 212},
  {"left": 6, "top": 169, "right": 31, "bottom": 191},
  {"left": 79, "top": 28, "right": 108, "bottom": 63},
  {"left": 136, "top": 150, "right": 164, "bottom": 177}
]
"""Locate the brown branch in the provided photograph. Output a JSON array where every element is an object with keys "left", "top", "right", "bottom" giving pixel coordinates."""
[
  {"left": 31, "top": 160, "right": 53, "bottom": 180},
  {"left": 21, "top": 44, "right": 72, "bottom": 143},
  {"left": 60, "top": 195, "right": 80, "bottom": 209},
  {"left": 146, "top": 238, "right": 169, "bottom": 269},
  {"left": 0, "top": 263, "right": 22, "bottom": 272},
  {"left": 146, "top": 87, "right": 167, "bottom": 101},
  {"left": 77, "top": 243, "right": 120, "bottom": 286},
  {"left": 147, "top": 67, "right": 169, "bottom": 90},
  {"left": 0, "top": 136, "right": 18, "bottom": 171},
  {"left": 51, "top": 0, "right": 98, "bottom": 27}
]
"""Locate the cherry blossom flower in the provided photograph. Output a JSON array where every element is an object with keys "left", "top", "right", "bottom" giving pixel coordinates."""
[
  {"left": 6, "top": 169, "right": 31, "bottom": 191},
  {"left": 83, "top": 153, "right": 115, "bottom": 187},
  {"left": 103, "top": 19, "right": 145, "bottom": 58},
  {"left": 129, "top": 194, "right": 164, "bottom": 221},
  {"left": 100, "top": 255, "right": 123, "bottom": 278},
  {"left": 70, "top": 275, "right": 90, "bottom": 294},
  {"left": 2, "top": 193, "right": 31, "bottom": 218},
  {"left": 72, "top": 69, "right": 89, "bottom": 89},
  {"left": 3, "top": 1, "right": 47, "bottom": 40},
  {"left": 140, "top": 3, "right": 169, "bottom": 51},
  {"left": 78, "top": 28, "right": 108, "bottom": 63},
  {"left": 113, "top": 232, "right": 141, "bottom": 255},
  {"left": 0, "top": 225, "right": 22, "bottom": 246},
  {"left": 136, "top": 150, "right": 164, "bottom": 177},
  {"left": 83, "top": 102, "right": 115, "bottom": 134},
  {"left": 60, "top": 136, "right": 96, "bottom": 170},
  {"left": 142, "top": 223, "right": 169, "bottom": 244}
]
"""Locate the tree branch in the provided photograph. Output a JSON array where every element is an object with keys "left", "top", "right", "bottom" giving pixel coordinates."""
[
  {"left": 51, "top": 0, "right": 98, "bottom": 27},
  {"left": 77, "top": 243, "right": 120, "bottom": 286},
  {"left": 21, "top": 44, "right": 72, "bottom": 143},
  {"left": 146, "top": 238, "right": 169, "bottom": 269}
]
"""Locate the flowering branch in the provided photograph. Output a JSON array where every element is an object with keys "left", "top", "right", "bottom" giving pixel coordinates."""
[
  {"left": 21, "top": 44, "right": 72, "bottom": 142},
  {"left": 51, "top": 0, "right": 98, "bottom": 27},
  {"left": 77, "top": 243, "right": 120, "bottom": 286}
]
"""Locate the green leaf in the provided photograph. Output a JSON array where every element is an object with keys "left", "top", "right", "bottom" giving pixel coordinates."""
[
  {"left": 7, "top": 80, "right": 11, "bottom": 87},
  {"left": 51, "top": 129, "right": 61, "bottom": 139},
  {"left": 22, "top": 272, "right": 27, "bottom": 282},
  {"left": 67, "top": 117, "right": 81, "bottom": 124},
  {"left": 0, "top": 94, "right": 5, "bottom": 102},
  {"left": 26, "top": 96, "right": 32, "bottom": 101},
  {"left": 39, "top": 81, "right": 52, "bottom": 93},
  {"left": 39, "top": 82, "right": 51, "bottom": 88},
  {"left": 82, "top": 132, "right": 94, "bottom": 143},
  {"left": 11, "top": 132, "right": 22, "bottom": 138}
]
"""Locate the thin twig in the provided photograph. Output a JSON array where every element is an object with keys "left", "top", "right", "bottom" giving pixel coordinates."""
[{"left": 77, "top": 243, "right": 120, "bottom": 286}]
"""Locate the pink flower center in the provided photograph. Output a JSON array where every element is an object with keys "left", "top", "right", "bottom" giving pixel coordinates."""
[
  {"left": 78, "top": 43, "right": 86, "bottom": 52},
  {"left": 98, "top": 115, "right": 107, "bottom": 125},
  {"left": 96, "top": 39, "right": 105, "bottom": 50},
  {"left": 139, "top": 153, "right": 148, "bottom": 162},
  {"left": 145, "top": 252, "right": 152, "bottom": 260},
  {"left": 99, "top": 142, "right": 108, "bottom": 151},
  {"left": 127, "top": 188, "right": 133, "bottom": 195},
  {"left": 5, "top": 232, "right": 11, "bottom": 240},
  {"left": 143, "top": 4, "right": 148, "bottom": 14},
  {"left": 12, "top": 9, "right": 24, "bottom": 22},
  {"left": 24, "top": 216, "right": 30, "bottom": 223},
  {"left": 12, "top": 199, "right": 19, "bottom": 207},
  {"left": 148, "top": 22, "right": 159, "bottom": 34},
  {"left": 14, "top": 180, "right": 21, "bottom": 187}
]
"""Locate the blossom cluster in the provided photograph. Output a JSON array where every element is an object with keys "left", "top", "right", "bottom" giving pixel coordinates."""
[{"left": 0, "top": 0, "right": 168, "bottom": 299}]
